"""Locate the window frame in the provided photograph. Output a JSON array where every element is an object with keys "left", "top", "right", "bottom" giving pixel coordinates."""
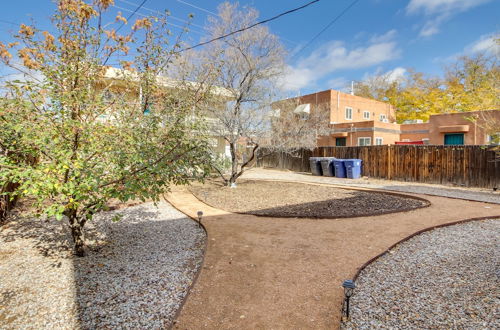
[
  {"left": 358, "top": 137, "right": 371, "bottom": 146},
  {"left": 379, "top": 114, "right": 387, "bottom": 121},
  {"left": 375, "top": 137, "right": 383, "bottom": 145},
  {"left": 345, "top": 107, "right": 353, "bottom": 120},
  {"left": 363, "top": 111, "right": 370, "bottom": 119}
]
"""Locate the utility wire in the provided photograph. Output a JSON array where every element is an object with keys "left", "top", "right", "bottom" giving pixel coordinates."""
[
  {"left": 176, "top": 0, "right": 218, "bottom": 16},
  {"left": 178, "top": 0, "right": 321, "bottom": 53},
  {"left": 113, "top": 4, "right": 204, "bottom": 34},
  {"left": 0, "top": 19, "right": 18, "bottom": 26},
  {"left": 117, "top": 0, "right": 205, "bottom": 29},
  {"left": 116, "top": 0, "right": 148, "bottom": 33},
  {"left": 292, "top": 0, "right": 360, "bottom": 59}
]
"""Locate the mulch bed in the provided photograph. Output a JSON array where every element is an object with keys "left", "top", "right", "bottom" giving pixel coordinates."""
[{"left": 189, "top": 180, "right": 429, "bottom": 218}]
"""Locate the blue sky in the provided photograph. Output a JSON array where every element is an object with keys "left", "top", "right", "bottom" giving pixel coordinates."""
[{"left": 1, "top": 0, "right": 499, "bottom": 96}]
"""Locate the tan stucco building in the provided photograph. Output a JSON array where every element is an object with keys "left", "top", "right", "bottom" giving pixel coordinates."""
[
  {"left": 275, "top": 89, "right": 498, "bottom": 147},
  {"left": 321, "top": 110, "right": 499, "bottom": 147}
]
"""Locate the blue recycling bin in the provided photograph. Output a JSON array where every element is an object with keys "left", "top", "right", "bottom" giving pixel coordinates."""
[
  {"left": 344, "top": 159, "right": 362, "bottom": 179},
  {"left": 309, "top": 157, "right": 323, "bottom": 176},
  {"left": 333, "top": 159, "right": 346, "bottom": 178}
]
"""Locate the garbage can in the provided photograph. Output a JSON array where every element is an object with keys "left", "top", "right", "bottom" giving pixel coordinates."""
[
  {"left": 309, "top": 157, "right": 323, "bottom": 176},
  {"left": 333, "top": 159, "right": 347, "bottom": 178},
  {"left": 320, "top": 157, "right": 336, "bottom": 177},
  {"left": 344, "top": 159, "right": 362, "bottom": 179}
]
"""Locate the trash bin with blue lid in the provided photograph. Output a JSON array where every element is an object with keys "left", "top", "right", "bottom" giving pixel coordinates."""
[
  {"left": 309, "top": 157, "right": 323, "bottom": 176},
  {"left": 344, "top": 159, "right": 362, "bottom": 179},
  {"left": 333, "top": 159, "right": 347, "bottom": 178},
  {"left": 320, "top": 157, "right": 336, "bottom": 177}
]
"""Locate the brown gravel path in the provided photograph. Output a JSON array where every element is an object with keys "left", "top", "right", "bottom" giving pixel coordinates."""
[{"left": 166, "top": 182, "right": 500, "bottom": 330}]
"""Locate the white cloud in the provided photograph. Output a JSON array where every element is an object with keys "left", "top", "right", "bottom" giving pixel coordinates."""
[
  {"left": 407, "top": 0, "right": 491, "bottom": 15},
  {"left": 418, "top": 19, "right": 443, "bottom": 37},
  {"left": 467, "top": 34, "right": 500, "bottom": 54},
  {"left": 406, "top": 0, "right": 493, "bottom": 37},
  {"left": 370, "top": 29, "right": 397, "bottom": 43},
  {"left": 278, "top": 66, "right": 315, "bottom": 91},
  {"left": 386, "top": 67, "right": 407, "bottom": 82},
  {"left": 327, "top": 77, "right": 349, "bottom": 90},
  {"left": 362, "top": 66, "right": 407, "bottom": 83},
  {"left": 280, "top": 32, "right": 400, "bottom": 92},
  {"left": 432, "top": 33, "right": 499, "bottom": 65}
]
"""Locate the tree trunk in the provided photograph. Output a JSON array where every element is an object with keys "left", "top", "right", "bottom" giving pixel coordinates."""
[
  {"left": 0, "top": 181, "right": 20, "bottom": 224},
  {"left": 67, "top": 211, "right": 86, "bottom": 257},
  {"left": 228, "top": 142, "right": 238, "bottom": 186},
  {"left": 227, "top": 143, "right": 259, "bottom": 186}
]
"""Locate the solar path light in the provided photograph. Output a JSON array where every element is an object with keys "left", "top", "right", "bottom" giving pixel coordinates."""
[
  {"left": 342, "top": 279, "right": 356, "bottom": 320},
  {"left": 197, "top": 211, "right": 203, "bottom": 228}
]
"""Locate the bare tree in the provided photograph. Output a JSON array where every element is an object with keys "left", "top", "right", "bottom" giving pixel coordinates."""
[
  {"left": 200, "top": 2, "right": 286, "bottom": 186},
  {"left": 264, "top": 98, "right": 331, "bottom": 153}
]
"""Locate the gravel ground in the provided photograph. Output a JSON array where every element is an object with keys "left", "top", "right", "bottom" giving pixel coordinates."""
[
  {"left": 190, "top": 180, "right": 428, "bottom": 218},
  {"left": 0, "top": 201, "right": 205, "bottom": 329},
  {"left": 243, "top": 168, "right": 500, "bottom": 204},
  {"left": 342, "top": 219, "right": 500, "bottom": 329}
]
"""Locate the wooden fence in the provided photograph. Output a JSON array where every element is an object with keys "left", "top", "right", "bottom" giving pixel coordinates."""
[{"left": 257, "top": 145, "right": 499, "bottom": 188}]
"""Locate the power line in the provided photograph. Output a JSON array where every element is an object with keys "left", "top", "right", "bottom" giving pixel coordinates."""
[
  {"left": 176, "top": 0, "right": 218, "bottom": 16},
  {"left": 113, "top": 4, "right": 204, "bottom": 34},
  {"left": 178, "top": 0, "right": 321, "bottom": 53},
  {"left": 116, "top": 0, "right": 148, "bottom": 33},
  {"left": 292, "top": 0, "right": 360, "bottom": 59},
  {"left": 0, "top": 19, "right": 17, "bottom": 26},
  {"left": 117, "top": 0, "right": 205, "bottom": 29}
]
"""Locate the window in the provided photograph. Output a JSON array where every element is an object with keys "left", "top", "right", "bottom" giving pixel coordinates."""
[
  {"left": 444, "top": 133, "right": 464, "bottom": 145},
  {"left": 363, "top": 111, "right": 370, "bottom": 119},
  {"left": 379, "top": 114, "right": 387, "bottom": 122},
  {"left": 336, "top": 137, "right": 347, "bottom": 146},
  {"left": 375, "top": 137, "right": 383, "bottom": 145},
  {"left": 345, "top": 107, "right": 353, "bottom": 120},
  {"left": 487, "top": 133, "right": 499, "bottom": 145},
  {"left": 358, "top": 137, "right": 371, "bottom": 146}
]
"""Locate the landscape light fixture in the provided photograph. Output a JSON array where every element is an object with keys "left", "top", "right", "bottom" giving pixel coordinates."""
[
  {"left": 197, "top": 211, "right": 203, "bottom": 228},
  {"left": 342, "top": 279, "right": 356, "bottom": 320}
]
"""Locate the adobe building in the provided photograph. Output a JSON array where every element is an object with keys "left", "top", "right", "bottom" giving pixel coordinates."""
[
  {"left": 274, "top": 89, "right": 397, "bottom": 146},
  {"left": 400, "top": 110, "right": 499, "bottom": 145},
  {"left": 274, "top": 89, "right": 498, "bottom": 146},
  {"left": 277, "top": 89, "right": 395, "bottom": 124}
]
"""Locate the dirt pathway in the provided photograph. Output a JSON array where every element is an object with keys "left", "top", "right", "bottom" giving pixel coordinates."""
[{"left": 166, "top": 183, "right": 500, "bottom": 330}]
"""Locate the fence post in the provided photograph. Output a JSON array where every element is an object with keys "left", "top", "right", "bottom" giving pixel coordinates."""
[{"left": 387, "top": 145, "right": 392, "bottom": 180}]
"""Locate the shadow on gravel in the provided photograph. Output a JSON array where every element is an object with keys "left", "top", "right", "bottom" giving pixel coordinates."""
[
  {"left": 0, "top": 204, "right": 205, "bottom": 329},
  {"left": 1, "top": 216, "right": 75, "bottom": 263},
  {"left": 72, "top": 206, "right": 205, "bottom": 329}
]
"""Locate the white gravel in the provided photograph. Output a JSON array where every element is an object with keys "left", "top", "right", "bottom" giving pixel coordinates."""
[
  {"left": 0, "top": 200, "right": 205, "bottom": 329},
  {"left": 342, "top": 219, "right": 500, "bottom": 329}
]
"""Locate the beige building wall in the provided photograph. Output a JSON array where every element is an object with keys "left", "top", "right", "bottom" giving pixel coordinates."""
[
  {"left": 274, "top": 91, "right": 498, "bottom": 147},
  {"left": 400, "top": 123, "right": 430, "bottom": 142},
  {"left": 279, "top": 89, "right": 395, "bottom": 124},
  {"left": 426, "top": 110, "right": 499, "bottom": 145},
  {"left": 331, "top": 91, "right": 395, "bottom": 124},
  {"left": 319, "top": 121, "right": 401, "bottom": 147}
]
